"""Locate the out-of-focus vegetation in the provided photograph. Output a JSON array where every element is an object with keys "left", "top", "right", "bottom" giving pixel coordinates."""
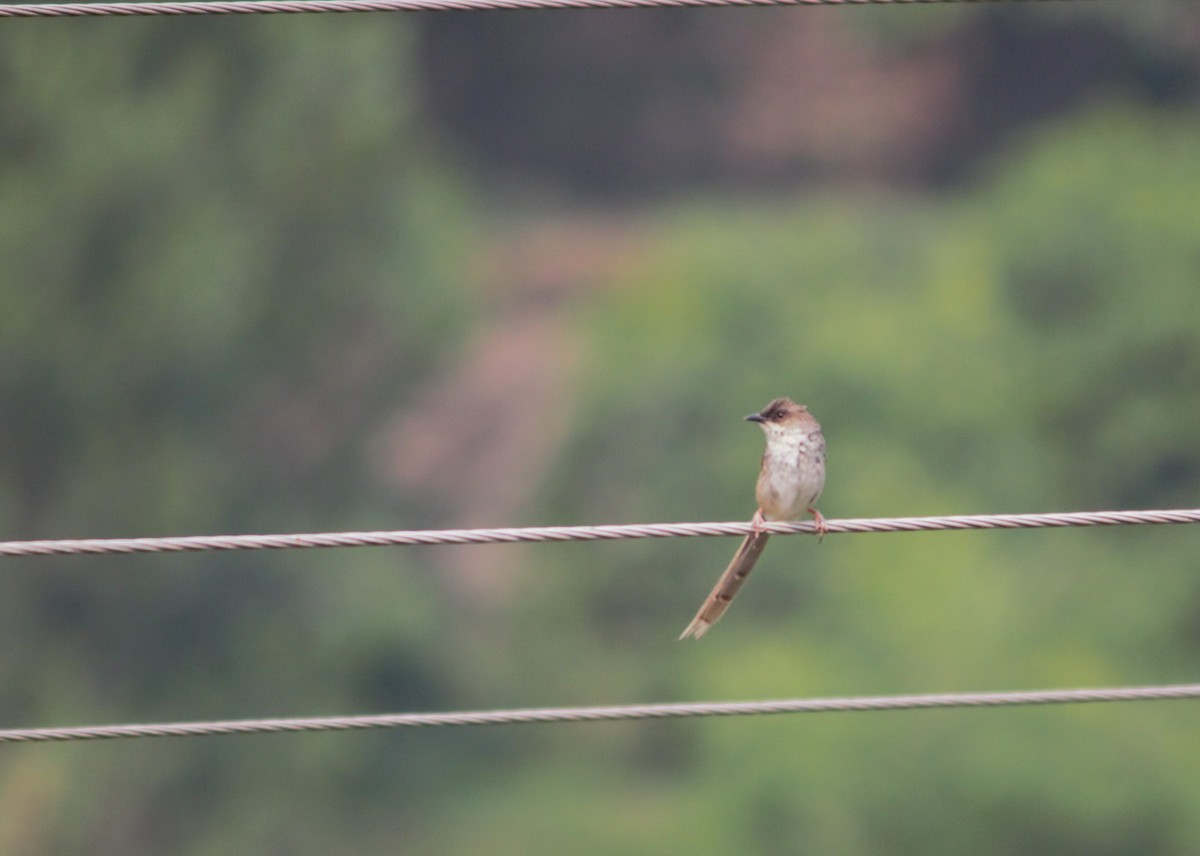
[{"left": 1, "top": 4, "right": 1199, "bottom": 854}]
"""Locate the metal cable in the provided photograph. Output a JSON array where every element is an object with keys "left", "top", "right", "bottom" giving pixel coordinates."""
[
  {"left": 1, "top": 508, "right": 1196, "bottom": 560},
  {"left": 3, "top": 684, "right": 1198, "bottom": 744},
  {"left": 0, "top": 0, "right": 1100, "bottom": 18}
]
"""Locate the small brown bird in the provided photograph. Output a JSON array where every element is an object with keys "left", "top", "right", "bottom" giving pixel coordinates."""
[{"left": 679, "top": 398, "right": 826, "bottom": 640}]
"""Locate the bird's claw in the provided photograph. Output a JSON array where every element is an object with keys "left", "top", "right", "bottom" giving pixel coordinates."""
[{"left": 810, "top": 508, "right": 827, "bottom": 542}]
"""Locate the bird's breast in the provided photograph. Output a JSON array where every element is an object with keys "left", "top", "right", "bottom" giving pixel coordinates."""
[{"left": 755, "top": 429, "right": 825, "bottom": 521}]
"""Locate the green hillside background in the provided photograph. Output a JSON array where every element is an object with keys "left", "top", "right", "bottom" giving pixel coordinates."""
[{"left": 2, "top": 4, "right": 1199, "bottom": 853}]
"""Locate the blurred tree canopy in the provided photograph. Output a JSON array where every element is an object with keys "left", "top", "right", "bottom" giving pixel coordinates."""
[
  {"left": 419, "top": 4, "right": 1200, "bottom": 195},
  {"left": 0, "top": 17, "right": 480, "bottom": 854},
  {"left": 1, "top": 4, "right": 1199, "bottom": 855},
  {"left": 501, "top": 103, "right": 1200, "bottom": 856}
]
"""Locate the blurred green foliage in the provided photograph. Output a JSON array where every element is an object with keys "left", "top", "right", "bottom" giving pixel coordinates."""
[
  {"left": 1, "top": 6, "right": 1199, "bottom": 856},
  {"left": 518, "top": 107, "right": 1200, "bottom": 854},
  {"left": 0, "top": 17, "right": 480, "bottom": 854}
]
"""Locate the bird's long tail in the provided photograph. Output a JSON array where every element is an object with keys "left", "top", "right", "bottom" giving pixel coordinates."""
[{"left": 678, "top": 532, "right": 771, "bottom": 640}]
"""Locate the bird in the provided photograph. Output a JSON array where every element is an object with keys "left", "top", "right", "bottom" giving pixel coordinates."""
[{"left": 679, "top": 397, "right": 826, "bottom": 640}]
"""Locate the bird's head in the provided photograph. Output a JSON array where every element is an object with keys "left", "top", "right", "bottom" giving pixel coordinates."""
[{"left": 745, "top": 398, "right": 811, "bottom": 436}]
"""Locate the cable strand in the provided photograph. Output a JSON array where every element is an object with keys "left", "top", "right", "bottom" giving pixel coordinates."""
[
  {"left": 1, "top": 508, "right": 1197, "bottom": 559},
  {"left": 0, "top": 0, "right": 1102, "bottom": 18},
  {"left": 3, "top": 684, "right": 1198, "bottom": 744}
]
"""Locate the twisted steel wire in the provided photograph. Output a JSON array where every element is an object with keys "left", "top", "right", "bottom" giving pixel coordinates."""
[
  {"left": 0, "top": 508, "right": 1196, "bottom": 560},
  {"left": 0, "top": 0, "right": 1100, "bottom": 17},
  {"left": 3, "top": 684, "right": 1198, "bottom": 744}
]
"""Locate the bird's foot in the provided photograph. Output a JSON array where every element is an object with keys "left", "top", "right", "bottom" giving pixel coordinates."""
[{"left": 809, "top": 508, "right": 828, "bottom": 542}]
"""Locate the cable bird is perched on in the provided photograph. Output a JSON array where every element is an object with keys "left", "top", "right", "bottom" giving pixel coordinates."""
[{"left": 679, "top": 398, "right": 826, "bottom": 640}]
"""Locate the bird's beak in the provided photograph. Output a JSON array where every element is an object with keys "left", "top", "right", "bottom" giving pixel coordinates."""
[{"left": 744, "top": 413, "right": 765, "bottom": 423}]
